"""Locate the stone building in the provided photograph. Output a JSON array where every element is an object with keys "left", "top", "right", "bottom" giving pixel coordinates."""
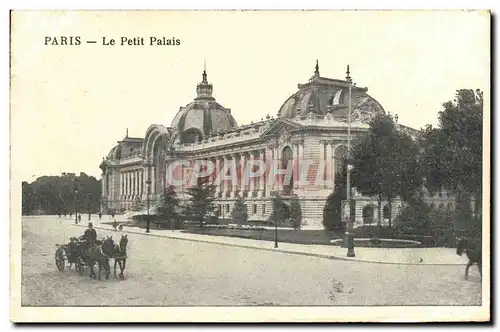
[{"left": 99, "top": 62, "right": 423, "bottom": 229}]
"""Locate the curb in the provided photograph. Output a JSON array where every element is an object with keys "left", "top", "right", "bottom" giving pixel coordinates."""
[{"left": 73, "top": 224, "right": 466, "bottom": 266}]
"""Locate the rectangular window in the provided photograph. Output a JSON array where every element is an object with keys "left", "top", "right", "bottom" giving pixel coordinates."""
[
  {"left": 253, "top": 204, "right": 257, "bottom": 214},
  {"left": 262, "top": 204, "right": 266, "bottom": 215},
  {"left": 226, "top": 204, "right": 230, "bottom": 213}
]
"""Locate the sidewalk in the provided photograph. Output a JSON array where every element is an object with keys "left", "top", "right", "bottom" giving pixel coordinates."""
[{"left": 74, "top": 215, "right": 468, "bottom": 266}]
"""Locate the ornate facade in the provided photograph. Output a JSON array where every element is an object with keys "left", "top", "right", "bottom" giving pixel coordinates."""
[{"left": 99, "top": 62, "right": 420, "bottom": 229}]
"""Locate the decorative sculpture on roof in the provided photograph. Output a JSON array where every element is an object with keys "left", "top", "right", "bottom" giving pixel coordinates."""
[{"left": 349, "top": 97, "right": 384, "bottom": 124}]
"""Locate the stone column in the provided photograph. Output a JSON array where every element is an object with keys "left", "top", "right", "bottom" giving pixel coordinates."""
[
  {"left": 318, "top": 141, "right": 325, "bottom": 188},
  {"left": 297, "top": 141, "right": 304, "bottom": 189},
  {"left": 130, "top": 171, "right": 133, "bottom": 198},
  {"left": 230, "top": 154, "right": 237, "bottom": 198},
  {"left": 239, "top": 152, "right": 246, "bottom": 195},
  {"left": 122, "top": 171, "right": 125, "bottom": 199},
  {"left": 292, "top": 144, "right": 299, "bottom": 189},
  {"left": 151, "top": 166, "right": 156, "bottom": 195},
  {"left": 137, "top": 170, "right": 140, "bottom": 197},
  {"left": 124, "top": 171, "right": 128, "bottom": 198},
  {"left": 265, "top": 147, "right": 273, "bottom": 196},
  {"left": 137, "top": 169, "right": 140, "bottom": 197},
  {"left": 143, "top": 165, "right": 148, "bottom": 200},
  {"left": 141, "top": 169, "right": 144, "bottom": 196},
  {"left": 136, "top": 170, "right": 140, "bottom": 197},
  {"left": 221, "top": 155, "right": 228, "bottom": 198},
  {"left": 215, "top": 156, "right": 221, "bottom": 195},
  {"left": 139, "top": 169, "right": 143, "bottom": 196},
  {"left": 248, "top": 151, "right": 255, "bottom": 194},
  {"left": 259, "top": 149, "right": 265, "bottom": 197},
  {"left": 325, "top": 141, "right": 333, "bottom": 189},
  {"left": 119, "top": 172, "right": 123, "bottom": 197},
  {"left": 125, "top": 171, "right": 128, "bottom": 199},
  {"left": 132, "top": 170, "right": 136, "bottom": 198}
]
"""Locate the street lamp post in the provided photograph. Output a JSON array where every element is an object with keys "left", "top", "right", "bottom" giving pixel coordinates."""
[
  {"left": 345, "top": 65, "right": 356, "bottom": 258},
  {"left": 274, "top": 217, "right": 279, "bottom": 248},
  {"left": 74, "top": 188, "right": 78, "bottom": 224},
  {"left": 88, "top": 192, "right": 92, "bottom": 220},
  {"left": 146, "top": 177, "right": 151, "bottom": 233}
]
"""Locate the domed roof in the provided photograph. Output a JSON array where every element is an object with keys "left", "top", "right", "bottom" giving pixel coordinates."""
[
  {"left": 106, "top": 145, "right": 120, "bottom": 160},
  {"left": 278, "top": 62, "right": 385, "bottom": 123},
  {"left": 171, "top": 70, "right": 238, "bottom": 143}
]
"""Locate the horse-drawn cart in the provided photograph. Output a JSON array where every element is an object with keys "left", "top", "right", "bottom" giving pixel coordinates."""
[
  {"left": 55, "top": 237, "right": 85, "bottom": 276},
  {"left": 55, "top": 235, "right": 128, "bottom": 280}
]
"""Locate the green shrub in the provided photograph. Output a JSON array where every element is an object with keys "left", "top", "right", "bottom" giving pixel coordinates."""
[
  {"left": 322, "top": 191, "right": 344, "bottom": 231},
  {"left": 289, "top": 196, "right": 302, "bottom": 230},
  {"left": 231, "top": 197, "right": 248, "bottom": 226},
  {"left": 394, "top": 198, "right": 432, "bottom": 235}
]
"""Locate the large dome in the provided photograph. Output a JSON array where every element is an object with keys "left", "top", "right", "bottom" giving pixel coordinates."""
[
  {"left": 171, "top": 70, "right": 238, "bottom": 143},
  {"left": 278, "top": 62, "right": 385, "bottom": 123}
]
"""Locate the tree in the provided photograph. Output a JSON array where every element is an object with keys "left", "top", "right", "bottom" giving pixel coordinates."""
[
  {"left": 22, "top": 181, "right": 36, "bottom": 215},
  {"left": 270, "top": 194, "right": 289, "bottom": 226},
  {"left": 323, "top": 165, "right": 347, "bottom": 231},
  {"left": 231, "top": 197, "right": 248, "bottom": 226},
  {"left": 351, "top": 114, "right": 422, "bottom": 227},
  {"left": 156, "top": 185, "right": 181, "bottom": 229},
  {"left": 184, "top": 176, "right": 217, "bottom": 226},
  {"left": 22, "top": 173, "right": 101, "bottom": 215},
  {"left": 289, "top": 196, "right": 302, "bottom": 230},
  {"left": 394, "top": 196, "right": 432, "bottom": 235},
  {"left": 420, "top": 89, "right": 483, "bottom": 225}
]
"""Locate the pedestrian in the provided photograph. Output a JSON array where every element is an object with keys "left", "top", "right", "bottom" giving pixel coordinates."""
[
  {"left": 78, "top": 214, "right": 82, "bottom": 223},
  {"left": 99, "top": 211, "right": 102, "bottom": 220}
]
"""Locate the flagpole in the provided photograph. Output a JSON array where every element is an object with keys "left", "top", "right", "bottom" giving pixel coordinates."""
[{"left": 345, "top": 65, "right": 355, "bottom": 257}]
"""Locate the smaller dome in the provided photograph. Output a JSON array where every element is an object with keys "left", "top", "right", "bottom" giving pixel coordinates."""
[
  {"left": 106, "top": 145, "right": 121, "bottom": 160},
  {"left": 171, "top": 70, "right": 238, "bottom": 143}
]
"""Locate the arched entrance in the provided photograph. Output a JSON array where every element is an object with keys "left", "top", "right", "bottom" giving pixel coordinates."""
[
  {"left": 363, "top": 205, "right": 375, "bottom": 224},
  {"left": 281, "top": 146, "right": 293, "bottom": 196}
]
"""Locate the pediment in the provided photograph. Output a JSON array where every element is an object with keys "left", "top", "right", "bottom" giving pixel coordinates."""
[{"left": 259, "top": 118, "right": 303, "bottom": 137}]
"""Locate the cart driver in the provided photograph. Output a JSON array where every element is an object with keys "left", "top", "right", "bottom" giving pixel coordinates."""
[{"left": 80, "top": 222, "right": 98, "bottom": 252}]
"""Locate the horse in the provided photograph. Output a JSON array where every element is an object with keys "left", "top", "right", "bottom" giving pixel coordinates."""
[
  {"left": 80, "top": 237, "right": 114, "bottom": 280},
  {"left": 456, "top": 238, "right": 482, "bottom": 280},
  {"left": 112, "top": 234, "right": 128, "bottom": 279}
]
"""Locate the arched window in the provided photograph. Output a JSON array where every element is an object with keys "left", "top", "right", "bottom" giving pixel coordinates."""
[
  {"left": 363, "top": 205, "right": 375, "bottom": 224},
  {"left": 182, "top": 128, "right": 203, "bottom": 144},
  {"left": 281, "top": 146, "right": 294, "bottom": 196}
]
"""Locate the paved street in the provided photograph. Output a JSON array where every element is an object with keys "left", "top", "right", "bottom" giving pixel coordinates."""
[{"left": 21, "top": 216, "right": 482, "bottom": 306}]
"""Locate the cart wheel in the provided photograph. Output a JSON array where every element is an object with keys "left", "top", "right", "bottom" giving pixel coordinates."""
[
  {"left": 76, "top": 259, "right": 84, "bottom": 276},
  {"left": 55, "top": 248, "right": 65, "bottom": 272}
]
